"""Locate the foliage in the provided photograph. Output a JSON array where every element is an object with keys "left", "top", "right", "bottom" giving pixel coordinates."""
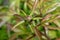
[{"left": 0, "top": 0, "right": 60, "bottom": 40}]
